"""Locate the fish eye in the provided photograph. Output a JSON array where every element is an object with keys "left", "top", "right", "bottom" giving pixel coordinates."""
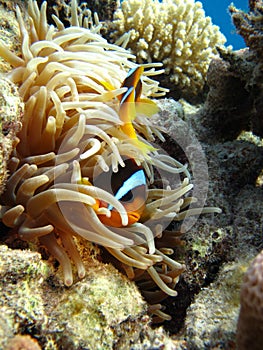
[
  {"left": 120, "top": 190, "right": 133, "bottom": 203},
  {"left": 93, "top": 157, "right": 148, "bottom": 212}
]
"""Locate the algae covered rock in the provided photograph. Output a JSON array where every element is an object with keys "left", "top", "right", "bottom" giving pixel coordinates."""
[
  {"left": 0, "top": 244, "right": 178, "bottom": 349},
  {"left": 183, "top": 258, "right": 255, "bottom": 349},
  {"left": 0, "top": 2, "right": 23, "bottom": 194},
  {"left": 48, "top": 263, "right": 146, "bottom": 349},
  {"left": 0, "top": 77, "right": 23, "bottom": 194},
  {"left": 0, "top": 245, "right": 50, "bottom": 349},
  {"left": 0, "top": 1, "right": 22, "bottom": 73}
]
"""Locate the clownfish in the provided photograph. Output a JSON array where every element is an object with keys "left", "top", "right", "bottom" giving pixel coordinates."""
[
  {"left": 85, "top": 67, "right": 159, "bottom": 227},
  {"left": 100, "top": 66, "right": 158, "bottom": 154},
  {"left": 94, "top": 158, "right": 147, "bottom": 227},
  {"left": 117, "top": 66, "right": 158, "bottom": 154}
]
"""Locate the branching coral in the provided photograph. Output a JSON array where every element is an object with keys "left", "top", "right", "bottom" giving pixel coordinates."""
[
  {"left": 237, "top": 249, "right": 263, "bottom": 349},
  {"left": 110, "top": 0, "right": 226, "bottom": 95},
  {"left": 0, "top": 0, "right": 220, "bottom": 320}
]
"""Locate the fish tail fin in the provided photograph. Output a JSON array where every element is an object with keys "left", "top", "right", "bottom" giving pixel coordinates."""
[{"left": 131, "top": 138, "right": 157, "bottom": 156}]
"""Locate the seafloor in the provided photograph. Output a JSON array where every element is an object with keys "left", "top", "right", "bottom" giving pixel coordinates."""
[{"left": 0, "top": 0, "right": 262, "bottom": 349}]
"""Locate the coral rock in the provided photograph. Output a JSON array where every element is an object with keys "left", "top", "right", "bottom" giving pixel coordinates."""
[
  {"left": 237, "top": 249, "right": 263, "bottom": 350},
  {"left": 184, "top": 260, "right": 248, "bottom": 349},
  {"left": 229, "top": 0, "right": 263, "bottom": 59},
  {"left": 0, "top": 244, "right": 178, "bottom": 349},
  {"left": 229, "top": 1, "right": 263, "bottom": 137},
  {"left": 5, "top": 334, "right": 41, "bottom": 350},
  {"left": 189, "top": 44, "right": 263, "bottom": 141},
  {"left": 0, "top": 77, "right": 23, "bottom": 194}
]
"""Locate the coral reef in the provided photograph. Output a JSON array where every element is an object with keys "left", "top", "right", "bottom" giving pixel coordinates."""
[
  {"left": 194, "top": 0, "right": 263, "bottom": 142},
  {"left": 0, "top": 1, "right": 21, "bottom": 73},
  {"left": 230, "top": 0, "right": 263, "bottom": 59},
  {"left": 0, "top": 77, "right": 23, "bottom": 194},
  {"left": 152, "top": 97, "right": 263, "bottom": 347},
  {"left": 110, "top": 0, "right": 226, "bottom": 96},
  {"left": 0, "top": 245, "right": 50, "bottom": 349},
  {"left": 0, "top": 244, "right": 179, "bottom": 349},
  {"left": 0, "top": 0, "right": 262, "bottom": 348},
  {"left": 229, "top": 0, "right": 263, "bottom": 137},
  {"left": 0, "top": 0, "right": 222, "bottom": 325},
  {"left": 0, "top": 1, "right": 24, "bottom": 194},
  {"left": 183, "top": 260, "right": 248, "bottom": 349},
  {"left": 189, "top": 53, "right": 252, "bottom": 142},
  {"left": 236, "top": 249, "right": 263, "bottom": 350},
  {"left": 188, "top": 47, "right": 263, "bottom": 142},
  {"left": 73, "top": 0, "right": 119, "bottom": 22}
]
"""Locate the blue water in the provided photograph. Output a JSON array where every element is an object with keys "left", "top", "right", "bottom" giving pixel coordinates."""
[{"left": 201, "top": 0, "right": 249, "bottom": 50}]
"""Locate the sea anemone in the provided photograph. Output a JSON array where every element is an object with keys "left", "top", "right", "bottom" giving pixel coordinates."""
[{"left": 0, "top": 0, "right": 220, "bottom": 320}]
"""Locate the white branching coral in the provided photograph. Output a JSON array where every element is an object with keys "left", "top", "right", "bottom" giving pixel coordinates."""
[{"left": 111, "top": 0, "right": 226, "bottom": 94}]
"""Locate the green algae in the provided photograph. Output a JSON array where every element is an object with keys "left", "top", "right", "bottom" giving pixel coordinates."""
[
  {"left": 0, "top": 245, "right": 174, "bottom": 350},
  {"left": 52, "top": 263, "right": 146, "bottom": 349}
]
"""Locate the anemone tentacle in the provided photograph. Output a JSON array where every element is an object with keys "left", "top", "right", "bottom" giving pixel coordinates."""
[{"left": 0, "top": 0, "right": 220, "bottom": 320}]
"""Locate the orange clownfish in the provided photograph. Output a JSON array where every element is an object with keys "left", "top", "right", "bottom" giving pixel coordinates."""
[
  {"left": 117, "top": 66, "right": 158, "bottom": 154},
  {"left": 87, "top": 67, "right": 158, "bottom": 227},
  {"left": 94, "top": 158, "right": 147, "bottom": 228}
]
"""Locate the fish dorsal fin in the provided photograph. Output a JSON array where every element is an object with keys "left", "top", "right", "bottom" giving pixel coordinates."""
[
  {"left": 118, "top": 66, "right": 159, "bottom": 154},
  {"left": 121, "top": 66, "right": 144, "bottom": 90}
]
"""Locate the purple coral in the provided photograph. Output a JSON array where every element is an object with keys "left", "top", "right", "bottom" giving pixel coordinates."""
[{"left": 237, "top": 249, "right": 263, "bottom": 349}]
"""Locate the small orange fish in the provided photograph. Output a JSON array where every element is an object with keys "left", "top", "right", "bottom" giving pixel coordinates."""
[{"left": 94, "top": 158, "right": 147, "bottom": 227}]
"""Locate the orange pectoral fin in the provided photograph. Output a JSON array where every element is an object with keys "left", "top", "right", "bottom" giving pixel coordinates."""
[
  {"left": 126, "top": 211, "right": 141, "bottom": 225},
  {"left": 92, "top": 199, "right": 101, "bottom": 212},
  {"left": 97, "top": 195, "right": 146, "bottom": 228},
  {"left": 98, "top": 209, "right": 141, "bottom": 227},
  {"left": 98, "top": 210, "right": 124, "bottom": 228}
]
